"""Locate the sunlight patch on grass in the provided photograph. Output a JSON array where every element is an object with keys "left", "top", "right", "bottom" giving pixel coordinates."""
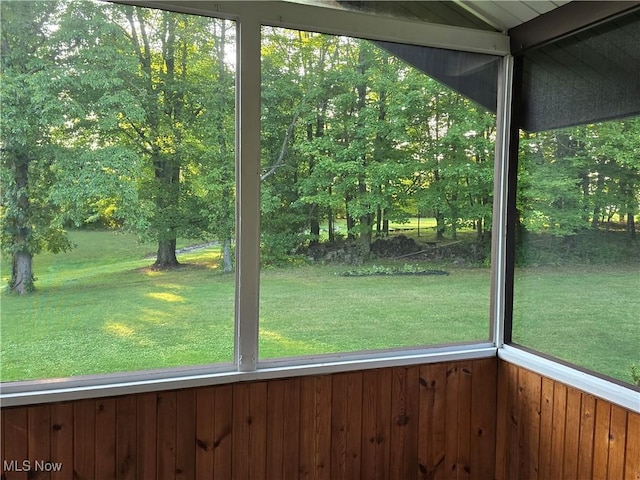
[
  {"left": 146, "top": 292, "right": 186, "bottom": 303},
  {"left": 103, "top": 321, "right": 136, "bottom": 338},
  {"left": 259, "top": 328, "right": 321, "bottom": 355}
]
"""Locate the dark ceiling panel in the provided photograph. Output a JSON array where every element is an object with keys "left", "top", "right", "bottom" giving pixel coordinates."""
[
  {"left": 520, "top": 10, "right": 640, "bottom": 132},
  {"left": 509, "top": 0, "right": 640, "bottom": 53},
  {"left": 376, "top": 40, "right": 500, "bottom": 112}
]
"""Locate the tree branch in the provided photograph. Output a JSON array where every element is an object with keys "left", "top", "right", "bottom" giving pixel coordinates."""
[{"left": 260, "top": 110, "right": 301, "bottom": 182}]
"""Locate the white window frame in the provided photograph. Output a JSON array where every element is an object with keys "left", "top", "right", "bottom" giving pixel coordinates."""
[{"left": 1, "top": 0, "right": 637, "bottom": 414}]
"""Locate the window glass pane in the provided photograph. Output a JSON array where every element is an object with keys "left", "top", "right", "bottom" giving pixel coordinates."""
[
  {"left": 259, "top": 28, "right": 497, "bottom": 359},
  {"left": 1, "top": 1, "right": 236, "bottom": 381},
  {"left": 512, "top": 116, "right": 640, "bottom": 385}
]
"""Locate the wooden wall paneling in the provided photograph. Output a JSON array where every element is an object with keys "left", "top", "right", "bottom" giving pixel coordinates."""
[
  {"left": 537, "top": 377, "right": 554, "bottom": 480},
  {"left": 330, "top": 372, "right": 350, "bottom": 480},
  {"left": 136, "top": 392, "right": 157, "bottom": 479},
  {"left": 265, "top": 379, "right": 285, "bottom": 480},
  {"left": 74, "top": 399, "right": 96, "bottom": 480},
  {"left": 563, "top": 387, "right": 582, "bottom": 479},
  {"left": 625, "top": 412, "right": 640, "bottom": 480},
  {"left": 470, "top": 358, "right": 497, "bottom": 480},
  {"left": 298, "top": 375, "right": 332, "bottom": 480},
  {"left": 444, "top": 363, "right": 460, "bottom": 480},
  {"left": 593, "top": 398, "right": 612, "bottom": 479},
  {"left": 608, "top": 404, "right": 629, "bottom": 480},
  {"left": 389, "top": 367, "right": 419, "bottom": 479},
  {"left": 390, "top": 367, "right": 410, "bottom": 479},
  {"left": 418, "top": 362, "right": 447, "bottom": 480},
  {"left": 116, "top": 396, "right": 137, "bottom": 480},
  {"left": 282, "top": 377, "right": 301, "bottom": 480},
  {"left": 548, "top": 381, "right": 567, "bottom": 479},
  {"left": 156, "top": 391, "right": 177, "bottom": 480},
  {"left": 212, "top": 384, "right": 233, "bottom": 480},
  {"left": 456, "top": 364, "right": 472, "bottom": 480},
  {"left": 375, "top": 368, "right": 393, "bottom": 479},
  {"left": 7, "top": 358, "right": 637, "bottom": 480},
  {"left": 361, "top": 368, "right": 394, "bottom": 479},
  {"left": 4, "top": 406, "right": 28, "bottom": 480},
  {"left": 95, "top": 398, "right": 117, "bottom": 480},
  {"left": 231, "top": 383, "right": 251, "bottom": 479},
  {"left": 50, "top": 402, "right": 74, "bottom": 480},
  {"left": 346, "top": 371, "right": 363, "bottom": 479},
  {"left": 248, "top": 381, "right": 268, "bottom": 479},
  {"left": 493, "top": 360, "right": 507, "bottom": 480},
  {"left": 495, "top": 361, "right": 519, "bottom": 479},
  {"left": 360, "top": 369, "right": 379, "bottom": 479},
  {"left": 516, "top": 368, "right": 542, "bottom": 480},
  {"left": 299, "top": 376, "right": 316, "bottom": 479},
  {"left": 175, "top": 389, "right": 196, "bottom": 480},
  {"left": 28, "top": 405, "right": 51, "bottom": 480},
  {"left": 577, "top": 393, "right": 596, "bottom": 480},
  {"left": 195, "top": 387, "right": 215, "bottom": 479}
]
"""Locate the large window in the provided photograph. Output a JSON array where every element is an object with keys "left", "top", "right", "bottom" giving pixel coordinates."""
[
  {"left": 509, "top": 11, "right": 640, "bottom": 388},
  {"left": 511, "top": 116, "right": 640, "bottom": 385},
  {"left": 0, "top": 1, "right": 236, "bottom": 381},
  {"left": 258, "top": 28, "right": 498, "bottom": 359}
]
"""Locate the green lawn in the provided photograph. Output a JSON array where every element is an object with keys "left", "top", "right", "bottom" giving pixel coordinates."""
[{"left": 1, "top": 230, "right": 638, "bottom": 385}]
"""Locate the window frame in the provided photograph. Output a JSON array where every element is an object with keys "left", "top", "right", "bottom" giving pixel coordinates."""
[{"left": 1, "top": 0, "right": 637, "bottom": 414}]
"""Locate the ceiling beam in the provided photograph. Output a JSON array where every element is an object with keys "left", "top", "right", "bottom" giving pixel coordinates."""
[
  {"left": 509, "top": 1, "right": 640, "bottom": 54},
  {"left": 113, "top": 0, "right": 510, "bottom": 55}
]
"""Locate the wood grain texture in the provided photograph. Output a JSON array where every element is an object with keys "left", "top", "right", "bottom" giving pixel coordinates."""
[
  {"left": 626, "top": 412, "right": 640, "bottom": 480},
  {"left": 495, "top": 360, "right": 639, "bottom": 480},
  {"left": 2, "top": 359, "right": 636, "bottom": 480}
]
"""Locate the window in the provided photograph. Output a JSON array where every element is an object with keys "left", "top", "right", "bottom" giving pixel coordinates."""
[
  {"left": 258, "top": 27, "right": 498, "bottom": 360},
  {"left": 1, "top": 0, "right": 526, "bottom": 404},
  {"left": 0, "top": 1, "right": 236, "bottom": 382},
  {"left": 507, "top": 11, "right": 640, "bottom": 388},
  {"left": 511, "top": 116, "right": 640, "bottom": 385}
]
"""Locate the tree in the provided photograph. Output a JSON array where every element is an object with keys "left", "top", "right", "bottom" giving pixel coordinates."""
[
  {"left": 0, "top": 1, "right": 73, "bottom": 294},
  {"left": 56, "top": 3, "right": 236, "bottom": 268}
]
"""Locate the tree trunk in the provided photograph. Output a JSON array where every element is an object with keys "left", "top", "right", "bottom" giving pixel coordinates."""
[
  {"left": 10, "top": 154, "right": 35, "bottom": 294},
  {"left": 310, "top": 217, "right": 320, "bottom": 246},
  {"left": 628, "top": 211, "right": 636, "bottom": 239},
  {"left": 346, "top": 195, "right": 355, "bottom": 240},
  {"left": 11, "top": 250, "right": 34, "bottom": 294},
  {"left": 222, "top": 239, "right": 233, "bottom": 273},
  {"left": 435, "top": 210, "right": 446, "bottom": 240},
  {"left": 154, "top": 238, "right": 179, "bottom": 268},
  {"left": 360, "top": 213, "right": 372, "bottom": 256}
]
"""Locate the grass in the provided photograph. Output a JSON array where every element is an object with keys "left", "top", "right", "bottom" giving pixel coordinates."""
[
  {"left": 1, "top": 229, "right": 638, "bottom": 385},
  {"left": 512, "top": 265, "right": 640, "bottom": 382}
]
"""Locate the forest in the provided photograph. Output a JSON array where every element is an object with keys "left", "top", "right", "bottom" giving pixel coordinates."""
[{"left": 2, "top": 0, "right": 639, "bottom": 295}]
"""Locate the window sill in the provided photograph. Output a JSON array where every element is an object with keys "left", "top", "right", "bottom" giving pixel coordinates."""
[
  {"left": 498, "top": 344, "right": 640, "bottom": 413},
  {"left": 0, "top": 344, "right": 496, "bottom": 407}
]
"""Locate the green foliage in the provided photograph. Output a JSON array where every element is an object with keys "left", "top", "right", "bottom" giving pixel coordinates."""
[
  {"left": 630, "top": 364, "right": 640, "bottom": 387},
  {"left": 340, "top": 263, "right": 449, "bottom": 276},
  {"left": 515, "top": 229, "right": 639, "bottom": 267},
  {"left": 2, "top": 4, "right": 638, "bottom": 291}
]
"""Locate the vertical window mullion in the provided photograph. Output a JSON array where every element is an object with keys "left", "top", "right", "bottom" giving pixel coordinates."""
[
  {"left": 235, "top": 15, "right": 261, "bottom": 372},
  {"left": 490, "top": 54, "right": 514, "bottom": 349}
]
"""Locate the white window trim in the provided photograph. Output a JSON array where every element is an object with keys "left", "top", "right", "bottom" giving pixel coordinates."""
[
  {"left": 0, "top": 345, "right": 497, "bottom": 407},
  {"left": 499, "top": 345, "right": 640, "bottom": 414}
]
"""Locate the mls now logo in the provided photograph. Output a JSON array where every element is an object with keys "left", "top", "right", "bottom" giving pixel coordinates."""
[{"left": 3, "top": 459, "right": 63, "bottom": 472}]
